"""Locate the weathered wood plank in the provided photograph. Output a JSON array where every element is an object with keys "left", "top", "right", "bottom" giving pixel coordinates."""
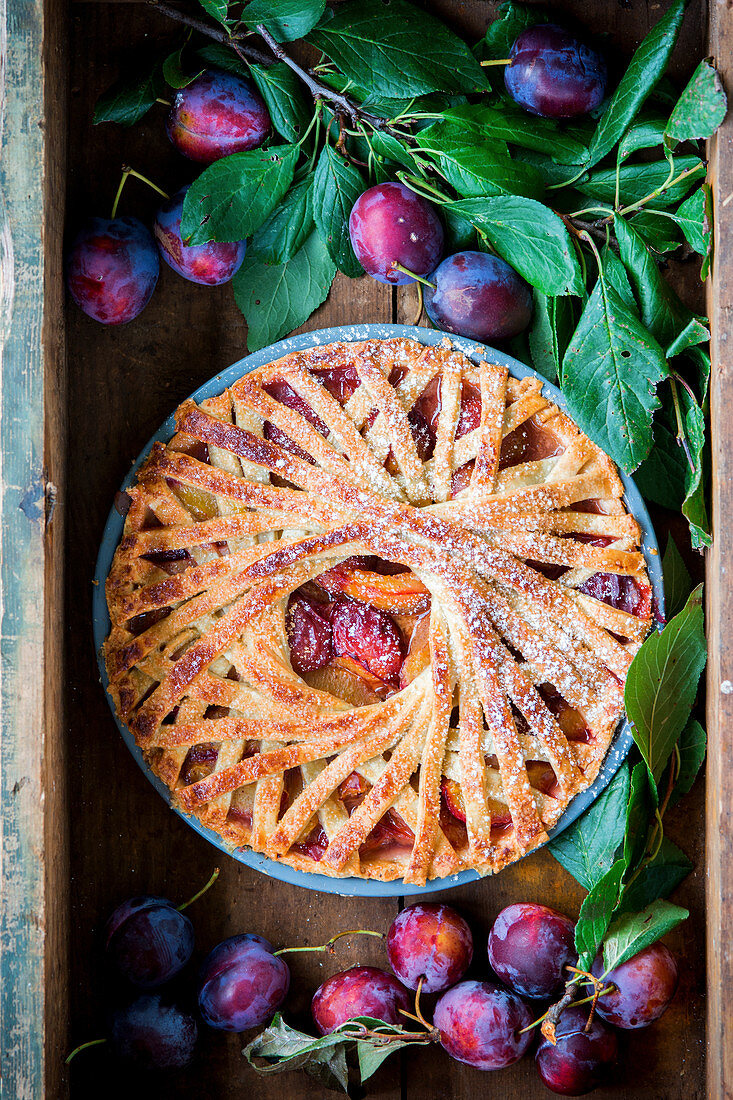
[
  {"left": 37, "top": 2, "right": 718, "bottom": 1099},
  {"left": 706, "top": 3, "right": 733, "bottom": 1098},
  {"left": 0, "top": 0, "right": 68, "bottom": 1095}
]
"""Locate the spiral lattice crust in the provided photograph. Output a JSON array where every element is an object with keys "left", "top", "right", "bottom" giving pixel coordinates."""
[{"left": 105, "top": 337, "right": 651, "bottom": 884}]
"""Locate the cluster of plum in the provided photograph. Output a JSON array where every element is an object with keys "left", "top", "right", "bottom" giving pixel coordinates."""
[
  {"left": 313, "top": 901, "right": 678, "bottom": 1096},
  {"left": 72, "top": 888, "right": 678, "bottom": 1096},
  {"left": 66, "top": 22, "right": 607, "bottom": 340},
  {"left": 66, "top": 69, "right": 269, "bottom": 325}
]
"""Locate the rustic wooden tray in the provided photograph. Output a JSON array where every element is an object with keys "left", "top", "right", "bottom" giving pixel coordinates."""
[{"left": 1, "top": 1, "right": 728, "bottom": 1096}]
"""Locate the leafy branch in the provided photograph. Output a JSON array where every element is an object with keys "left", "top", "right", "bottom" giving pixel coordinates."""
[
  {"left": 94, "top": 0, "right": 725, "bottom": 548},
  {"left": 546, "top": 582, "right": 706, "bottom": 1038}
]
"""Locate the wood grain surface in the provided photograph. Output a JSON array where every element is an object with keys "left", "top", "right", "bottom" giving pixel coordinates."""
[
  {"left": 706, "top": 3, "right": 733, "bottom": 1098},
  {"left": 0, "top": 0, "right": 717, "bottom": 1096},
  {"left": 0, "top": 0, "right": 68, "bottom": 1095}
]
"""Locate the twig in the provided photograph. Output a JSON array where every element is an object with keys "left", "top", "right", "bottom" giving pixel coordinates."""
[
  {"left": 561, "top": 214, "right": 609, "bottom": 249},
  {"left": 148, "top": 1, "right": 272, "bottom": 65},
  {"left": 255, "top": 23, "right": 390, "bottom": 131},
  {"left": 669, "top": 376, "right": 696, "bottom": 475}
]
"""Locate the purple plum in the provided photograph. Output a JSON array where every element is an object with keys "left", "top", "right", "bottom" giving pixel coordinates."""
[
  {"left": 65, "top": 217, "right": 159, "bottom": 325},
  {"left": 505, "top": 25, "right": 607, "bottom": 120},
  {"left": 154, "top": 186, "right": 246, "bottom": 285},
  {"left": 312, "top": 966, "right": 411, "bottom": 1035},
  {"left": 387, "top": 903, "right": 473, "bottom": 993},
  {"left": 434, "top": 980, "right": 533, "bottom": 1070},
  {"left": 535, "top": 1004, "right": 617, "bottom": 1095},
  {"left": 424, "top": 251, "right": 533, "bottom": 342},
  {"left": 197, "top": 934, "right": 289, "bottom": 1031},
  {"left": 488, "top": 903, "right": 576, "bottom": 1000},
  {"left": 166, "top": 69, "right": 271, "bottom": 165},
  {"left": 591, "top": 942, "right": 678, "bottom": 1029},
  {"left": 105, "top": 895, "right": 194, "bottom": 988},
  {"left": 348, "top": 182, "right": 444, "bottom": 284},
  {"left": 111, "top": 994, "right": 198, "bottom": 1070}
]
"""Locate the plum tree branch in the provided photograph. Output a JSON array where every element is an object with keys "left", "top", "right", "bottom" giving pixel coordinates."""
[
  {"left": 148, "top": 2, "right": 391, "bottom": 132},
  {"left": 148, "top": 1, "right": 272, "bottom": 65},
  {"left": 254, "top": 23, "right": 390, "bottom": 131}
]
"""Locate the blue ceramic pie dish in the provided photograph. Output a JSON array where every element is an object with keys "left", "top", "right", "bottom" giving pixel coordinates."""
[{"left": 92, "top": 323, "right": 664, "bottom": 897}]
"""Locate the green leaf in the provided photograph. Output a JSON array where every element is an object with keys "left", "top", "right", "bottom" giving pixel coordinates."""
[
  {"left": 681, "top": 348, "right": 712, "bottom": 547},
  {"left": 614, "top": 216, "right": 695, "bottom": 347},
  {"left": 244, "top": 0, "right": 326, "bottom": 42},
  {"left": 93, "top": 65, "right": 163, "bottom": 126},
  {"left": 619, "top": 837, "right": 693, "bottom": 913},
  {"left": 416, "top": 124, "right": 543, "bottom": 199},
  {"left": 477, "top": 0, "right": 543, "bottom": 62},
  {"left": 669, "top": 717, "right": 706, "bottom": 807},
  {"left": 624, "top": 761, "right": 653, "bottom": 871},
  {"left": 197, "top": 44, "right": 248, "bottom": 75},
  {"left": 308, "top": 0, "right": 489, "bottom": 100},
  {"left": 575, "top": 859, "right": 626, "bottom": 969},
  {"left": 662, "top": 533, "right": 692, "bottom": 619},
  {"left": 460, "top": 104, "right": 588, "bottom": 165},
  {"left": 243, "top": 1013, "right": 349, "bottom": 1091},
  {"left": 163, "top": 48, "right": 203, "bottom": 90},
  {"left": 673, "top": 186, "right": 712, "bottom": 259},
  {"left": 249, "top": 63, "right": 312, "bottom": 143},
  {"left": 618, "top": 115, "right": 668, "bottom": 161},
  {"left": 635, "top": 364, "right": 710, "bottom": 547},
  {"left": 576, "top": 157, "right": 703, "bottom": 209},
  {"left": 313, "top": 144, "right": 364, "bottom": 276},
  {"left": 528, "top": 292, "right": 575, "bottom": 384},
  {"left": 549, "top": 765, "right": 629, "bottom": 891},
  {"left": 602, "top": 900, "right": 688, "bottom": 975},
  {"left": 368, "top": 130, "right": 422, "bottom": 173},
  {"left": 197, "top": 0, "right": 230, "bottom": 26},
  {"left": 601, "top": 245, "right": 635, "bottom": 306},
  {"left": 625, "top": 585, "right": 706, "bottom": 791},
  {"left": 442, "top": 207, "right": 477, "bottom": 252},
  {"left": 629, "top": 210, "right": 682, "bottom": 255},
  {"left": 233, "top": 230, "right": 336, "bottom": 351},
  {"left": 666, "top": 58, "right": 727, "bottom": 144},
  {"left": 512, "top": 148, "right": 589, "bottom": 188},
  {"left": 249, "top": 176, "right": 314, "bottom": 264},
  {"left": 586, "top": 0, "right": 686, "bottom": 168},
  {"left": 561, "top": 255, "right": 668, "bottom": 474},
  {"left": 450, "top": 196, "right": 583, "bottom": 296},
  {"left": 244, "top": 1014, "right": 417, "bottom": 1092},
  {"left": 181, "top": 144, "right": 298, "bottom": 244}
]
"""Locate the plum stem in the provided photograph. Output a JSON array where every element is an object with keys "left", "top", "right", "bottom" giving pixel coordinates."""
[
  {"left": 617, "top": 161, "right": 705, "bottom": 217},
  {"left": 480, "top": 58, "right": 511, "bottom": 66},
  {"left": 390, "top": 262, "right": 436, "bottom": 290},
  {"left": 111, "top": 166, "right": 169, "bottom": 218},
  {"left": 398, "top": 977, "right": 434, "bottom": 1033},
  {"left": 669, "top": 376, "right": 697, "bottom": 475},
  {"left": 177, "top": 866, "right": 220, "bottom": 911},
  {"left": 413, "top": 976, "right": 431, "bottom": 1030},
  {"left": 519, "top": 984, "right": 614, "bottom": 1036},
  {"left": 396, "top": 172, "right": 451, "bottom": 205},
  {"left": 273, "top": 929, "right": 383, "bottom": 957},
  {"left": 65, "top": 1038, "right": 107, "bottom": 1065},
  {"left": 547, "top": 165, "right": 589, "bottom": 191}
]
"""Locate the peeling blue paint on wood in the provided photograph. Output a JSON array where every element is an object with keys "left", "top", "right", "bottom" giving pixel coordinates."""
[{"left": 0, "top": 0, "right": 52, "bottom": 1094}]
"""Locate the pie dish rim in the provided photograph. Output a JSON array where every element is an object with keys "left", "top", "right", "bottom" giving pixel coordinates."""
[{"left": 92, "top": 322, "right": 664, "bottom": 898}]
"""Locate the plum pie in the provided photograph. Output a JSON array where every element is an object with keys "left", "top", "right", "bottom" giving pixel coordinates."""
[{"left": 104, "top": 336, "right": 652, "bottom": 885}]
